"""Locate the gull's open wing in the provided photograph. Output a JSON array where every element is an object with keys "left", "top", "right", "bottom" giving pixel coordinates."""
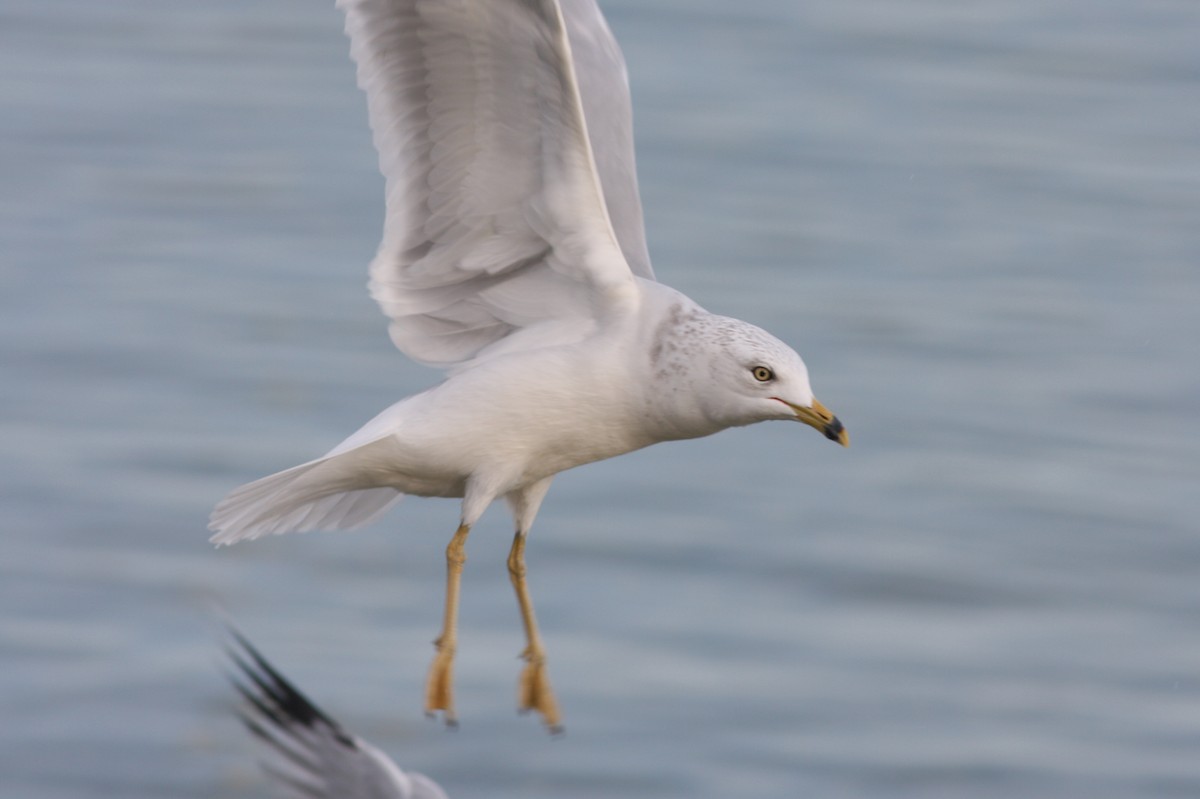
[
  {"left": 225, "top": 627, "right": 449, "bottom": 799},
  {"left": 560, "top": 0, "right": 654, "bottom": 280},
  {"left": 338, "top": 0, "right": 650, "bottom": 368}
]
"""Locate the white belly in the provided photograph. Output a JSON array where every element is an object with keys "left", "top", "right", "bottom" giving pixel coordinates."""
[{"left": 347, "top": 343, "right": 656, "bottom": 498}]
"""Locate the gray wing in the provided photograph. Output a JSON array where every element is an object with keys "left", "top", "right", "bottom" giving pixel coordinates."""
[
  {"left": 225, "top": 628, "right": 449, "bottom": 799},
  {"left": 561, "top": 0, "right": 654, "bottom": 280},
  {"left": 338, "top": 0, "right": 642, "bottom": 368}
]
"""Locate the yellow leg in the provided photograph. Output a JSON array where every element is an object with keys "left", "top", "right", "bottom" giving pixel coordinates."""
[
  {"left": 507, "top": 531, "right": 562, "bottom": 732},
  {"left": 425, "top": 522, "right": 471, "bottom": 726}
]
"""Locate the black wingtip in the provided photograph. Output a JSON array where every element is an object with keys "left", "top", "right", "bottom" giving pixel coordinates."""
[{"left": 220, "top": 621, "right": 356, "bottom": 749}]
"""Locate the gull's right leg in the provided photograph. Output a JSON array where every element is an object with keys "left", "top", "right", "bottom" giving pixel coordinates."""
[
  {"left": 424, "top": 521, "right": 471, "bottom": 726},
  {"left": 504, "top": 478, "right": 560, "bottom": 731},
  {"left": 507, "top": 530, "right": 561, "bottom": 732}
]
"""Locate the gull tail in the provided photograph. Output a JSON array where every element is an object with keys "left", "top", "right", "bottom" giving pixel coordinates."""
[{"left": 209, "top": 442, "right": 402, "bottom": 547}]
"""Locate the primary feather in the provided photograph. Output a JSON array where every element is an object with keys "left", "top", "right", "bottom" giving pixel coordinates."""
[{"left": 225, "top": 626, "right": 450, "bottom": 799}]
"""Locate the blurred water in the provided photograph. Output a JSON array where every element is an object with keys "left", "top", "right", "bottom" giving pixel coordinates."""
[{"left": 2, "top": 1, "right": 1198, "bottom": 797}]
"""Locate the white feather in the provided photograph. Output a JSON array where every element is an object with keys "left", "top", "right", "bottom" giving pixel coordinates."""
[{"left": 338, "top": 0, "right": 647, "bottom": 368}]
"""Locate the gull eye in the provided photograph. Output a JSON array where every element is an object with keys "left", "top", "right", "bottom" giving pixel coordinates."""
[{"left": 751, "top": 366, "right": 774, "bottom": 382}]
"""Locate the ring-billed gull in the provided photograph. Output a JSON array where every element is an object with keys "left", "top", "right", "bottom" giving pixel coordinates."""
[
  {"left": 210, "top": 0, "right": 848, "bottom": 732},
  {"left": 225, "top": 626, "right": 450, "bottom": 799}
]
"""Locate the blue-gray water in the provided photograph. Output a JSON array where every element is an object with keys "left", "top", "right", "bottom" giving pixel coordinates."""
[{"left": 3, "top": 1, "right": 1198, "bottom": 797}]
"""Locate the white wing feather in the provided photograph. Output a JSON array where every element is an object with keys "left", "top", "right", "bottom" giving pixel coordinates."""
[
  {"left": 338, "top": 0, "right": 648, "bottom": 368},
  {"left": 559, "top": 0, "right": 654, "bottom": 279}
]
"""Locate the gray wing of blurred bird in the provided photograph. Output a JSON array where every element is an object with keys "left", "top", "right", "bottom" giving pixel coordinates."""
[{"left": 225, "top": 627, "right": 450, "bottom": 799}]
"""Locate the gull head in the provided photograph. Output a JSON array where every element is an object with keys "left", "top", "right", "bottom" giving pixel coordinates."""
[
  {"left": 649, "top": 305, "right": 849, "bottom": 446},
  {"left": 706, "top": 320, "right": 848, "bottom": 445}
]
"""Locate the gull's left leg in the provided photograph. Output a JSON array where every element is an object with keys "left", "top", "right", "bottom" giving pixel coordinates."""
[{"left": 505, "top": 478, "right": 561, "bottom": 732}]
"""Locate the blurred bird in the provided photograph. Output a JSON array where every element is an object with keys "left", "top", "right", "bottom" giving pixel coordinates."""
[
  {"left": 225, "top": 626, "right": 451, "bottom": 799},
  {"left": 210, "top": 0, "right": 847, "bottom": 731}
]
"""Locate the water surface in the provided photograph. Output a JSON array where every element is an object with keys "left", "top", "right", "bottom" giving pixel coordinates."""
[{"left": 2, "top": 1, "right": 1198, "bottom": 797}]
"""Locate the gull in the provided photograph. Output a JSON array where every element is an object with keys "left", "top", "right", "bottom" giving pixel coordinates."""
[
  {"left": 225, "top": 626, "right": 450, "bottom": 799},
  {"left": 210, "top": 0, "right": 848, "bottom": 732}
]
